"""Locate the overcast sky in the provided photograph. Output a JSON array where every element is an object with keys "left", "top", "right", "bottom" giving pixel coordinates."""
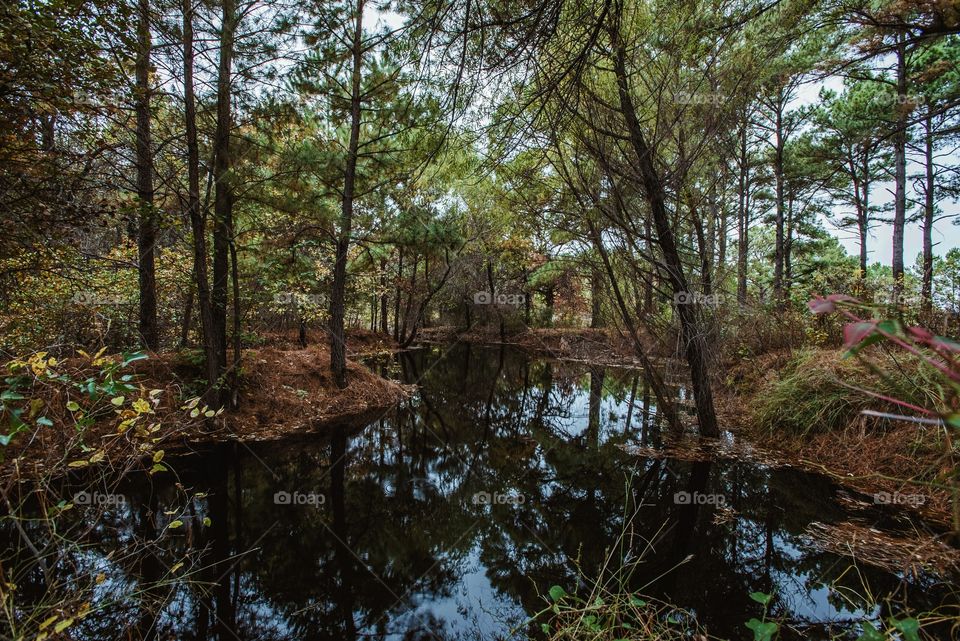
[{"left": 795, "top": 78, "right": 959, "bottom": 268}]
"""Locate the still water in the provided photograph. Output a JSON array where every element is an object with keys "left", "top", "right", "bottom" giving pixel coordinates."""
[{"left": 7, "top": 345, "right": 958, "bottom": 640}]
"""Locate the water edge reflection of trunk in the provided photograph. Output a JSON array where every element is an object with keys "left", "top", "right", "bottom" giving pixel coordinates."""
[{"left": 330, "top": 425, "right": 357, "bottom": 639}]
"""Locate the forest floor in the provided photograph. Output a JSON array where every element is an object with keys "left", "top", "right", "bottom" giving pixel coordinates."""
[
  {"left": 717, "top": 349, "right": 956, "bottom": 530},
  {"left": 1, "top": 336, "right": 410, "bottom": 482}
]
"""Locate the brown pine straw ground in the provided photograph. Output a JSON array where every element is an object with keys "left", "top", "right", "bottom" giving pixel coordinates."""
[
  {"left": 715, "top": 349, "right": 958, "bottom": 531},
  {"left": 803, "top": 521, "right": 960, "bottom": 577},
  {"left": 1, "top": 344, "right": 410, "bottom": 483}
]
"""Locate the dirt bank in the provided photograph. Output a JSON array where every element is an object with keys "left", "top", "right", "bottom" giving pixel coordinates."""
[
  {"left": 717, "top": 348, "right": 957, "bottom": 530},
  {"left": 1, "top": 345, "right": 409, "bottom": 482}
]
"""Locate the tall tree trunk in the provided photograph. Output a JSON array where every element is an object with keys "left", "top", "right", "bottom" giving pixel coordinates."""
[
  {"left": 773, "top": 99, "right": 785, "bottom": 306},
  {"left": 590, "top": 263, "right": 604, "bottom": 328},
  {"left": 586, "top": 219, "right": 680, "bottom": 432},
  {"left": 136, "top": 0, "right": 159, "bottom": 350},
  {"left": 184, "top": 0, "right": 219, "bottom": 406},
  {"left": 180, "top": 276, "right": 194, "bottom": 347},
  {"left": 393, "top": 247, "right": 403, "bottom": 342},
  {"left": 737, "top": 123, "right": 749, "bottom": 306},
  {"left": 717, "top": 190, "right": 727, "bottom": 269},
  {"left": 644, "top": 215, "right": 654, "bottom": 313},
  {"left": 922, "top": 110, "right": 935, "bottom": 314},
  {"left": 229, "top": 234, "right": 241, "bottom": 407},
  {"left": 612, "top": 32, "right": 719, "bottom": 438},
  {"left": 379, "top": 256, "right": 388, "bottom": 333},
  {"left": 854, "top": 165, "right": 868, "bottom": 283},
  {"left": 785, "top": 196, "right": 794, "bottom": 293},
  {"left": 328, "top": 0, "right": 365, "bottom": 389},
  {"left": 707, "top": 183, "right": 718, "bottom": 283},
  {"left": 691, "top": 204, "right": 712, "bottom": 296},
  {"left": 212, "top": 0, "right": 236, "bottom": 391},
  {"left": 892, "top": 34, "right": 907, "bottom": 300}
]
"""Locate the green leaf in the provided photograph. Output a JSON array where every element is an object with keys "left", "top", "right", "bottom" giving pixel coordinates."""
[
  {"left": 168, "top": 520, "right": 183, "bottom": 529},
  {"left": 66, "top": 401, "right": 80, "bottom": 412},
  {"left": 202, "top": 517, "right": 211, "bottom": 527},
  {"left": 749, "top": 591, "right": 772, "bottom": 606},
  {"left": 1, "top": 390, "right": 25, "bottom": 401},
  {"left": 121, "top": 351, "right": 149, "bottom": 367},
  {"left": 745, "top": 619, "right": 778, "bottom": 641},
  {"left": 110, "top": 396, "right": 125, "bottom": 406},
  {"left": 876, "top": 319, "right": 902, "bottom": 335},
  {"left": 890, "top": 617, "right": 920, "bottom": 641},
  {"left": 548, "top": 585, "right": 567, "bottom": 602},
  {"left": 36, "top": 417, "right": 53, "bottom": 427},
  {"left": 630, "top": 596, "right": 647, "bottom": 607},
  {"left": 857, "top": 621, "right": 885, "bottom": 641},
  {"left": 150, "top": 463, "right": 167, "bottom": 474}
]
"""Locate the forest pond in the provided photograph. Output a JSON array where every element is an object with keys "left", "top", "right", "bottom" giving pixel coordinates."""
[{"left": 10, "top": 345, "right": 959, "bottom": 640}]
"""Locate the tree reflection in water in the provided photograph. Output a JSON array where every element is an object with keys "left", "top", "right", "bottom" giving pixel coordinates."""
[{"left": 3, "top": 345, "right": 956, "bottom": 640}]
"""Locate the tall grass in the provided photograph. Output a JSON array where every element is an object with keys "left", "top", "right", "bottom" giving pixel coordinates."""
[{"left": 752, "top": 348, "right": 943, "bottom": 436}]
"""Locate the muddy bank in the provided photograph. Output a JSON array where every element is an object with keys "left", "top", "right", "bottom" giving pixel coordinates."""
[
  {"left": 716, "top": 348, "right": 957, "bottom": 530},
  {"left": 1, "top": 345, "right": 410, "bottom": 482}
]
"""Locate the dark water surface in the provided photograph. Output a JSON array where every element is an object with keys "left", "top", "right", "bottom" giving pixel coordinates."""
[{"left": 7, "top": 345, "right": 958, "bottom": 640}]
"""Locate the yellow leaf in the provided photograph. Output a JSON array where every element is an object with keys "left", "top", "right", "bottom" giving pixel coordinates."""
[
  {"left": 68, "top": 460, "right": 89, "bottom": 468},
  {"left": 53, "top": 618, "right": 73, "bottom": 633},
  {"left": 110, "top": 396, "right": 125, "bottom": 406},
  {"left": 133, "top": 398, "right": 151, "bottom": 414},
  {"left": 88, "top": 450, "right": 105, "bottom": 464},
  {"left": 152, "top": 450, "right": 164, "bottom": 463},
  {"left": 170, "top": 562, "right": 184, "bottom": 573},
  {"left": 38, "top": 615, "right": 58, "bottom": 630}
]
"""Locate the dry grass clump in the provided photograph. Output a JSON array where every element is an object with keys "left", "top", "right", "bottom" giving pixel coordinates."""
[
  {"left": 751, "top": 348, "right": 942, "bottom": 436},
  {"left": 803, "top": 521, "right": 960, "bottom": 577}
]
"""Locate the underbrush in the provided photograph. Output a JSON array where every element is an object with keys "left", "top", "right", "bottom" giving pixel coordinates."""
[{"left": 751, "top": 348, "right": 943, "bottom": 436}]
